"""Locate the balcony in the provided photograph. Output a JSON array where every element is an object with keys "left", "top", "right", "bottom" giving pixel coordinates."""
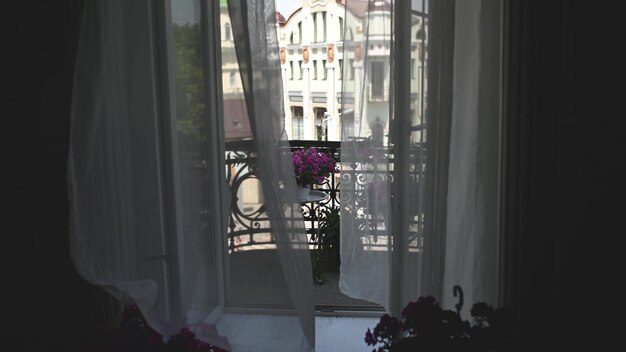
[{"left": 224, "top": 139, "right": 426, "bottom": 310}]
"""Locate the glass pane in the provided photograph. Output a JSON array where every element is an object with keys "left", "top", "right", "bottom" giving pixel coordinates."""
[
  {"left": 171, "top": 0, "right": 216, "bottom": 314},
  {"left": 219, "top": 0, "right": 293, "bottom": 308}
]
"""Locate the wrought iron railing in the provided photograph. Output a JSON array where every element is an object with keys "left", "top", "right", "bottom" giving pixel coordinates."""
[
  {"left": 338, "top": 140, "right": 426, "bottom": 252},
  {"left": 224, "top": 140, "right": 340, "bottom": 252},
  {"left": 224, "top": 139, "right": 426, "bottom": 253}
]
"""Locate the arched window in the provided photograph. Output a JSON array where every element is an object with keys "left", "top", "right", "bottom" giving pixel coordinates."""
[
  {"left": 339, "top": 17, "right": 344, "bottom": 41},
  {"left": 322, "top": 11, "right": 326, "bottom": 42}
]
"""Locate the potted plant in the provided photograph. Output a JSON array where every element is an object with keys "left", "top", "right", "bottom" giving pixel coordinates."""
[
  {"left": 80, "top": 304, "right": 230, "bottom": 352},
  {"left": 316, "top": 206, "right": 341, "bottom": 272},
  {"left": 365, "top": 286, "right": 516, "bottom": 352},
  {"left": 311, "top": 206, "right": 340, "bottom": 284},
  {"left": 292, "top": 147, "right": 337, "bottom": 201}
]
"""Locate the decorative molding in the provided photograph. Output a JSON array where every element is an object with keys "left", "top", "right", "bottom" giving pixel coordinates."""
[
  {"left": 310, "top": 0, "right": 328, "bottom": 8},
  {"left": 302, "top": 47, "right": 310, "bottom": 64},
  {"left": 327, "top": 44, "right": 335, "bottom": 63},
  {"left": 354, "top": 43, "right": 363, "bottom": 62}
]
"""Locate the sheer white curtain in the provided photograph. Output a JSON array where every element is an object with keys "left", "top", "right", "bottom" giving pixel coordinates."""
[
  {"left": 68, "top": 0, "right": 313, "bottom": 351},
  {"left": 339, "top": 0, "right": 502, "bottom": 316},
  {"left": 218, "top": 0, "right": 314, "bottom": 350}
]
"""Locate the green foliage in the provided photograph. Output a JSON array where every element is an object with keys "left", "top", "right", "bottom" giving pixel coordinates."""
[
  {"left": 318, "top": 206, "right": 341, "bottom": 271},
  {"left": 365, "top": 291, "right": 516, "bottom": 352},
  {"left": 311, "top": 206, "right": 341, "bottom": 284},
  {"left": 172, "top": 23, "right": 206, "bottom": 145}
]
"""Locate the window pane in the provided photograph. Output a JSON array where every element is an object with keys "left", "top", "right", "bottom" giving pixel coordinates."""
[{"left": 171, "top": 0, "right": 216, "bottom": 312}]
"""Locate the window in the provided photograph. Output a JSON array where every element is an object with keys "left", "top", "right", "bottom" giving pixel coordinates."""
[
  {"left": 349, "top": 58, "right": 354, "bottom": 80},
  {"left": 322, "top": 12, "right": 327, "bottom": 42},
  {"left": 229, "top": 71, "right": 236, "bottom": 87},
  {"left": 370, "top": 61, "right": 385, "bottom": 100},
  {"left": 314, "top": 107, "right": 327, "bottom": 141},
  {"left": 411, "top": 58, "right": 416, "bottom": 79},
  {"left": 299, "top": 61, "right": 303, "bottom": 80},
  {"left": 292, "top": 106, "right": 304, "bottom": 139},
  {"left": 224, "top": 22, "right": 231, "bottom": 41},
  {"left": 322, "top": 60, "right": 327, "bottom": 80},
  {"left": 290, "top": 61, "right": 294, "bottom": 80},
  {"left": 313, "top": 14, "right": 317, "bottom": 43},
  {"left": 298, "top": 22, "right": 302, "bottom": 43},
  {"left": 313, "top": 60, "right": 318, "bottom": 80},
  {"left": 339, "top": 17, "right": 344, "bottom": 41},
  {"left": 338, "top": 59, "right": 343, "bottom": 80}
]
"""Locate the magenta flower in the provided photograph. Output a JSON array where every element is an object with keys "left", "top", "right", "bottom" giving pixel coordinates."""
[
  {"left": 292, "top": 147, "right": 338, "bottom": 187},
  {"left": 87, "top": 304, "right": 230, "bottom": 352}
]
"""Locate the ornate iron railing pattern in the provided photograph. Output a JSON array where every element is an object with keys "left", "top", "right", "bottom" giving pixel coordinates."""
[
  {"left": 338, "top": 141, "right": 426, "bottom": 252},
  {"left": 224, "top": 140, "right": 426, "bottom": 253},
  {"left": 224, "top": 140, "right": 340, "bottom": 252}
]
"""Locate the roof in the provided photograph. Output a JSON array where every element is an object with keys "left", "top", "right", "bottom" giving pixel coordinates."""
[
  {"left": 223, "top": 98, "right": 253, "bottom": 141},
  {"left": 276, "top": 11, "right": 286, "bottom": 26}
]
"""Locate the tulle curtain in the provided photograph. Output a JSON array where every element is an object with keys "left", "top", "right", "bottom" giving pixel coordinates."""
[
  {"left": 339, "top": 0, "right": 502, "bottom": 316},
  {"left": 68, "top": 0, "right": 314, "bottom": 351},
  {"left": 221, "top": 0, "right": 315, "bottom": 350},
  {"left": 68, "top": 0, "right": 207, "bottom": 340}
]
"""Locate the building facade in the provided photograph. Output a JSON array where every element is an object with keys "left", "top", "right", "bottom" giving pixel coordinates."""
[
  {"left": 220, "top": 0, "right": 253, "bottom": 141},
  {"left": 278, "top": 0, "right": 427, "bottom": 144},
  {"left": 278, "top": 0, "right": 350, "bottom": 141}
]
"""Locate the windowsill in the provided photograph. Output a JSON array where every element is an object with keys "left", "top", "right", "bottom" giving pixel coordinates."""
[
  {"left": 315, "top": 307, "right": 383, "bottom": 318},
  {"left": 203, "top": 311, "right": 379, "bottom": 352},
  {"left": 316, "top": 315, "right": 379, "bottom": 352}
]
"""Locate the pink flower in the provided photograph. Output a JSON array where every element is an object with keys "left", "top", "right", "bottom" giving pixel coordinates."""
[{"left": 292, "top": 147, "right": 337, "bottom": 187}]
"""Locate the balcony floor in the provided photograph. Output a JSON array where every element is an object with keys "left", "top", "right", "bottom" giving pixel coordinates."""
[
  {"left": 313, "top": 271, "right": 381, "bottom": 309},
  {"left": 227, "top": 249, "right": 381, "bottom": 309}
]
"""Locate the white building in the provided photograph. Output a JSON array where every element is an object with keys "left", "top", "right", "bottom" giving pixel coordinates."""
[
  {"left": 277, "top": 0, "right": 347, "bottom": 141},
  {"left": 278, "top": 0, "right": 427, "bottom": 144}
]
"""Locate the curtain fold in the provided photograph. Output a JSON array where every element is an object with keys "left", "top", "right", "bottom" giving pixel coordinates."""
[
  {"left": 339, "top": 0, "right": 395, "bottom": 309},
  {"left": 68, "top": 0, "right": 314, "bottom": 351},
  {"left": 441, "top": 0, "right": 501, "bottom": 315},
  {"left": 221, "top": 0, "right": 315, "bottom": 350},
  {"left": 339, "top": 0, "right": 502, "bottom": 315},
  {"left": 69, "top": 0, "right": 194, "bottom": 339}
]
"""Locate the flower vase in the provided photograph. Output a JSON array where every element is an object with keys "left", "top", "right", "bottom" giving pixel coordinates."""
[{"left": 298, "top": 185, "right": 310, "bottom": 202}]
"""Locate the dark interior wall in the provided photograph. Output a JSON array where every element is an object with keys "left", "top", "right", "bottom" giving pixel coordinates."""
[
  {"left": 1, "top": 1, "right": 113, "bottom": 351},
  {"left": 516, "top": 1, "right": 625, "bottom": 349}
]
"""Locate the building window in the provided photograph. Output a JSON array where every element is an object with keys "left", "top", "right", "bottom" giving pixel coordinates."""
[
  {"left": 299, "top": 61, "right": 303, "bottom": 80},
  {"left": 290, "top": 61, "right": 294, "bottom": 80},
  {"left": 349, "top": 59, "right": 354, "bottom": 80},
  {"left": 298, "top": 22, "right": 302, "bottom": 43},
  {"left": 314, "top": 107, "right": 327, "bottom": 141},
  {"left": 292, "top": 106, "right": 304, "bottom": 139},
  {"left": 322, "top": 60, "right": 327, "bottom": 80},
  {"left": 229, "top": 71, "right": 236, "bottom": 87},
  {"left": 338, "top": 59, "right": 343, "bottom": 80},
  {"left": 371, "top": 61, "right": 385, "bottom": 100},
  {"left": 313, "top": 14, "right": 318, "bottom": 43},
  {"left": 224, "top": 23, "right": 231, "bottom": 41},
  {"left": 313, "top": 60, "right": 318, "bottom": 80},
  {"left": 411, "top": 58, "right": 416, "bottom": 79},
  {"left": 339, "top": 17, "right": 344, "bottom": 41},
  {"left": 322, "top": 12, "right": 327, "bottom": 42}
]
